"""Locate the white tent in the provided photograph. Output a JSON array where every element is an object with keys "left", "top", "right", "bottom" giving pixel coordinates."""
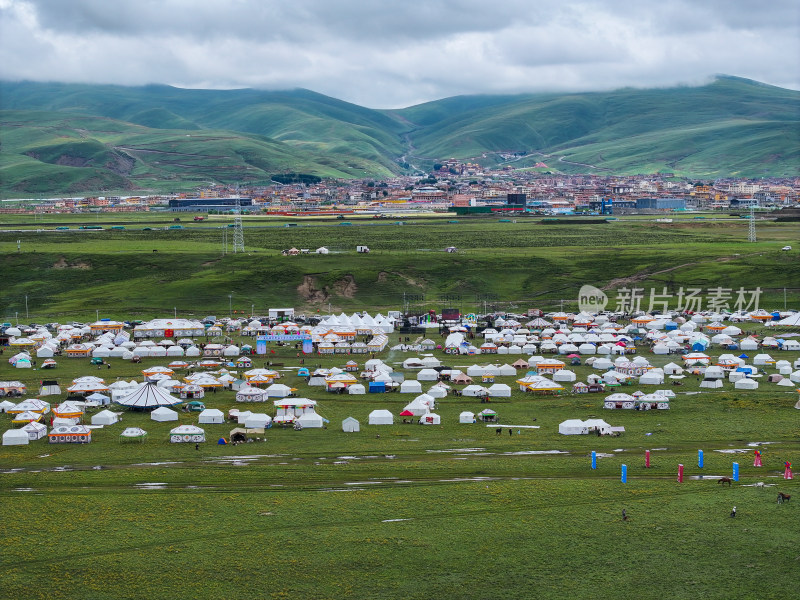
[
  {"left": 427, "top": 385, "right": 448, "bottom": 399},
  {"left": 419, "top": 413, "right": 441, "bottom": 425},
  {"left": 462, "top": 385, "right": 490, "bottom": 397},
  {"left": 169, "top": 424, "right": 205, "bottom": 443},
  {"left": 639, "top": 372, "right": 664, "bottom": 385},
  {"left": 22, "top": 421, "right": 47, "bottom": 440},
  {"left": 368, "top": 409, "right": 393, "bottom": 425},
  {"left": 265, "top": 384, "right": 293, "bottom": 398},
  {"left": 342, "top": 417, "right": 360, "bottom": 433},
  {"left": 198, "top": 409, "right": 225, "bottom": 424},
  {"left": 91, "top": 410, "right": 119, "bottom": 425},
  {"left": 459, "top": 411, "right": 475, "bottom": 423},
  {"left": 116, "top": 383, "right": 182, "bottom": 409},
  {"left": 296, "top": 412, "right": 324, "bottom": 428},
  {"left": 3, "top": 429, "right": 29, "bottom": 445},
  {"left": 399, "top": 380, "right": 422, "bottom": 394},
  {"left": 417, "top": 369, "right": 440, "bottom": 381},
  {"left": 151, "top": 406, "right": 179, "bottom": 422},
  {"left": 487, "top": 383, "right": 512, "bottom": 397},
  {"left": 559, "top": 419, "right": 588, "bottom": 435},
  {"left": 704, "top": 366, "right": 725, "bottom": 380},
  {"left": 734, "top": 379, "right": 759, "bottom": 390},
  {"left": 663, "top": 362, "right": 684, "bottom": 375},
  {"left": 553, "top": 370, "right": 576, "bottom": 382},
  {"left": 244, "top": 413, "right": 271, "bottom": 428},
  {"left": 403, "top": 398, "right": 432, "bottom": 416},
  {"left": 700, "top": 379, "right": 723, "bottom": 389}
]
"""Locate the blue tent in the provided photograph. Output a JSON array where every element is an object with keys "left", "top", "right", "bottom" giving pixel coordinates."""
[
  {"left": 692, "top": 340, "right": 709, "bottom": 351},
  {"left": 665, "top": 321, "right": 678, "bottom": 331},
  {"left": 297, "top": 367, "right": 310, "bottom": 377},
  {"left": 738, "top": 353, "right": 748, "bottom": 359},
  {"left": 369, "top": 381, "right": 386, "bottom": 393}
]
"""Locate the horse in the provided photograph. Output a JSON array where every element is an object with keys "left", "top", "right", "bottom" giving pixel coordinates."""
[
  {"left": 777, "top": 492, "right": 791, "bottom": 504},
  {"left": 718, "top": 477, "right": 733, "bottom": 486}
]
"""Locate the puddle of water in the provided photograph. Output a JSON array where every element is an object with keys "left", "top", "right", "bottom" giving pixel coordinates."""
[
  {"left": 713, "top": 449, "right": 749, "bottom": 454},
  {"left": 747, "top": 442, "right": 778, "bottom": 447},
  {"left": 133, "top": 461, "right": 183, "bottom": 466},
  {"left": 503, "top": 450, "right": 569, "bottom": 456},
  {"left": 382, "top": 518, "right": 412, "bottom": 522},
  {"left": 427, "top": 448, "right": 487, "bottom": 454},
  {"left": 14, "top": 487, "right": 35, "bottom": 492},
  {"left": 134, "top": 482, "right": 168, "bottom": 490},
  {"left": 344, "top": 481, "right": 383, "bottom": 486}
]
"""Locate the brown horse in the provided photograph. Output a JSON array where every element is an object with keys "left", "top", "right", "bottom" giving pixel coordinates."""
[
  {"left": 718, "top": 477, "right": 733, "bottom": 486},
  {"left": 777, "top": 492, "right": 791, "bottom": 504}
]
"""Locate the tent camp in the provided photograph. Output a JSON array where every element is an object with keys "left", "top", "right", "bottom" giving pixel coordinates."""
[{"left": 368, "top": 409, "right": 393, "bottom": 425}]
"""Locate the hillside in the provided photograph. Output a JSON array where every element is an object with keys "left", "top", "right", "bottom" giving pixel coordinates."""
[
  {"left": 391, "top": 77, "right": 800, "bottom": 176},
  {"left": 1, "top": 77, "right": 798, "bottom": 196}
]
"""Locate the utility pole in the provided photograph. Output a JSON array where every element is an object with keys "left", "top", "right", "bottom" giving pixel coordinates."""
[
  {"left": 229, "top": 293, "right": 233, "bottom": 317},
  {"left": 232, "top": 198, "right": 245, "bottom": 253},
  {"left": 25, "top": 295, "right": 28, "bottom": 320},
  {"left": 748, "top": 204, "right": 756, "bottom": 242}
]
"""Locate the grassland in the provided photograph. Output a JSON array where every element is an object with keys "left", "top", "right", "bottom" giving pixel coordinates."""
[
  {"left": 0, "top": 326, "right": 798, "bottom": 599},
  {"left": 1, "top": 216, "right": 798, "bottom": 599},
  {"left": 1, "top": 216, "right": 798, "bottom": 320}
]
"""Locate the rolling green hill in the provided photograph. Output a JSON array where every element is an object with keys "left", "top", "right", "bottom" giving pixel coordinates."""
[
  {"left": 391, "top": 77, "right": 800, "bottom": 176},
  {"left": 1, "top": 77, "right": 798, "bottom": 196}
]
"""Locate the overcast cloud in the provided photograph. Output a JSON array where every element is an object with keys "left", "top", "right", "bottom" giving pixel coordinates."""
[{"left": 1, "top": 0, "right": 798, "bottom": 108}]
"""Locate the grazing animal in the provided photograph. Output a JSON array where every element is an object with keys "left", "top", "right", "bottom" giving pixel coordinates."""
[
  {"left": 718, "top": 477, "right": 733, "bottom": 486},
  {"left": 777, "top": 492, "right": 791, "bottom": 504},
  {"left": 730, "top": 506, "right": 736, "bottom": 518},
  {"left": 496, "top": 428, "right": 502, "bottom": 435}
]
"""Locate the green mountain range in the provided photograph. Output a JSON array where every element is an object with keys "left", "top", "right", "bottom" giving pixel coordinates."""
[{"left": 1, "top": 76, "right": 798, "bottom": 196}]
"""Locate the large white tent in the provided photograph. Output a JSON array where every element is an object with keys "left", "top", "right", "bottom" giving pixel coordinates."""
[
  {"left": 368, "top": 409, "right": 393, "bottom": 425},
  {"left": 198, "top": 409, "right": 225, "bottom": 424},
  {"left": 91, "top": 410, "right": 120, "bottom": 425},
  {"left": 151, "top": 406, "right": 179, "bottom": 422},
  {"left": 116, "top": 383, "right": 182, "bottom": 409},
  {"left": 3, "top": 429, "right": 29, "bottom": 445}
]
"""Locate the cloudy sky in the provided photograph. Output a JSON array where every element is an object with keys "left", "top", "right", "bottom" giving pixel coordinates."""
[{"left": 1, "top": 0, "right": 798, "bottom": 108}]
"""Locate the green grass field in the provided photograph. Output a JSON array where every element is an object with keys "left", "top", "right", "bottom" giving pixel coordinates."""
[
  {"left": 1, "top": 216, "right": 798, "bottom": 320},
  {"left": 0, "top": 329, "right": 798, "bottom": 599},
  {"left": 1, "top": 215, "right": 798, "bottom": 599}
]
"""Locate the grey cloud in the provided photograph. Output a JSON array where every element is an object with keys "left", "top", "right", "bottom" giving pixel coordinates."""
[{"left": 1, "top": 0, "right": 798, "bottom": 108}]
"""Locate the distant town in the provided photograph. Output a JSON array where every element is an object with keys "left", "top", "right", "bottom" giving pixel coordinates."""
[{"left": 2, "top": 166, "right": 799, "bottom": 216}]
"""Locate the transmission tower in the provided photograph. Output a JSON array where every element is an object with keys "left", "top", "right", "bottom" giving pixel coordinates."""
[
  {"left": 748, "top": 204, "right": 756, "bottom": 242},
  {"left": 232, "top": 198, "right": 245, "bottom": 253}
]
